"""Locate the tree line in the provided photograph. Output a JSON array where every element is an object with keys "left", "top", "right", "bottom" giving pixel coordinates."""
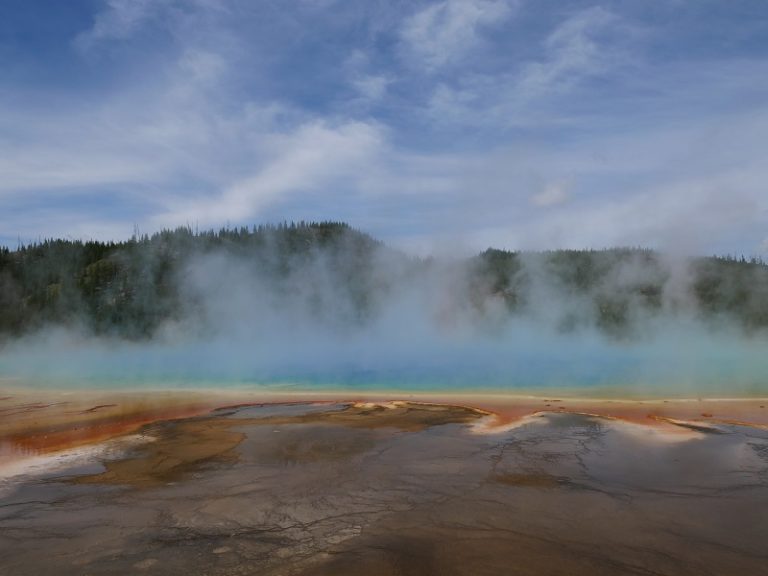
[{"left": 1, "top": 221, "right": 767, "bottom": 340}]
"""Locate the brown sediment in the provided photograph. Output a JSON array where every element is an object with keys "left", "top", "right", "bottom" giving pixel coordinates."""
[
  {"left": 493, "top": 472, "right": 571, "bottom": 488},
  {"left": 2, "top": 389, "right": 768, "bottom": 474},
  {"left": 212, "top": 400, "right": 338, "bottom": 412},
  {"left": 459, "top": 396, "right": 768, "bottom": 432},
  {"left": 212, "top": 400, "right": 488, "bottom": 432},
  {"left": 72, "top": 402, "right": 487, "bottom": 488},
  {"left": 0, "top": 401, "right": 70, "bottom": 417},
  {"left": 0, "top": 391, "right": 224, "bottom": 466},
  {"left": 74, "top": 417, "right": 246, "bottom": 488},
  {"left": 79, "top": 403, "right": 118, "bottom": 413},
  {"left": 3, "top": 405, "right": 213, "bottom": 456},
  {"left": 4, "top": 395, "right": 768, "bottom": 576},
  {"left": 312, "top": 401, "right": 487, "bottom": 431}
]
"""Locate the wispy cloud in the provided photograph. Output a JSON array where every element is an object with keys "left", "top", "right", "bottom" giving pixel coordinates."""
[
  {"left": 154, "top": 120, "right": 386, "bottom": 228},
  {"left": 516, "top": 6, "right": 621, "bottom": 100},
  {"left": 425, "top": 6, "right": 631, "bottom": 128},
  {"left": 1, "top": 0, "right": 767, "bottom": 256},
  {"left": 531, "top": 181, "right": 570, "bottom": 208},
  {"left": 400, "top": 0, "right": 515, "bottom": 71},
  {"left": 343, "top": 50, "right": 392, "bottom": 105},
  {"left": 74, "top": 0, "right": 167, "bottom": 50},
  {"left": 352, "top": 74, "right": 391, "bottom": 102}
]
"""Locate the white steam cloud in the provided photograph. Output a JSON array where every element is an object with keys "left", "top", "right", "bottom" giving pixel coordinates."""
[{"left": 1, "top": 235, "right": 767, "bottom": 398}]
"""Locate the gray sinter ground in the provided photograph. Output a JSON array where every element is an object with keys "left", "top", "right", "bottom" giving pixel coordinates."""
[{"left": 1, "top": 402, "right": 768, "bottom": 576}]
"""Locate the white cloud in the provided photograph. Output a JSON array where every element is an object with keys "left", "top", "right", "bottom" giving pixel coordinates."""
[
  {"left": 400, "top": 0, "right": 515, "bottom": 71},
  {"left": 352, "top": 74, "right": 391, "bottom": 102},
  {"left": 178, "top": 48, "right": 227, "bottom": 84},
  {"left": 425, "top": 6, "right": 627, "bottom": 128},
  {"left": 343, "top": 50, "right": 391, "bottom": 104},
  {"left": 463, "top": 183, "right": 762, "bottom": 255},
  {"left": 74, "top": 0, "right": 235, "bottom": 52},
  {"left": 3, "top": 0, "right": 768, "bottom": 258},
  {"left": 75, "top": 0, "right": 167, "bottom": 50},
  {"left": 531, "top": 181, "right": 569, "bottom": 207},
  {"left": 365, "top": 104, "right": 768, "bottom": 255},
  {"left": 0, "top": 0, "right": 284, "bottom": 203},
  {"left": 153, "top": 120, "right": 387, "bottom": 228},
  {"left": 516, "top": 6, "right": 619, "bottom": 99}
]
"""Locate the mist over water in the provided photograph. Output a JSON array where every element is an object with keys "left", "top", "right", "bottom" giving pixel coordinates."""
[{"left": 2, "top": 230, "right": 768, "bottom": 397}]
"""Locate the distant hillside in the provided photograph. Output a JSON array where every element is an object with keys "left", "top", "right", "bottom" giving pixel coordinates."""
[
  {"left": 1, "top": 221, "right": 767, "bottom": 341},
  {"left": 0, "top": 222, "right": 386, "bottom": 339},
  {"left": 471, "top": 248, "right": 768, "bottom": 335}
]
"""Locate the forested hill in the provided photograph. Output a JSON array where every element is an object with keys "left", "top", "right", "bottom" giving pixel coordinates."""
[
  {"left": 1, "top": 221, "right": 767, "bottom": 341},
  {"left": 0, "top": 222, "right": 383, "bottom": 339}
]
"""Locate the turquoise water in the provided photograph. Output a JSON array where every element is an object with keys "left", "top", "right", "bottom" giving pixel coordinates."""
[{"left": 2, "top": 326, "right": 768, "bottom": 397}]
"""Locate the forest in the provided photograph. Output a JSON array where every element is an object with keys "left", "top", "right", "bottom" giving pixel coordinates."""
[{"left": 1, "top": 221, "right": 767, "bottom": 341}]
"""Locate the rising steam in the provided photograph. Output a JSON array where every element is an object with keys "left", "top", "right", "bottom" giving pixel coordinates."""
[{"left": 1, "top": 225, "right": 767, "bottom": 396}]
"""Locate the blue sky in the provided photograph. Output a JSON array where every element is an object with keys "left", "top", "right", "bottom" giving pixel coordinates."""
[{"left": 1, "top": 0, "right": 767, "bottom": 255}]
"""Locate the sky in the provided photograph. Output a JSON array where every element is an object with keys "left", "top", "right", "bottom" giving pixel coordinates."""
[{"left": 1, "top": 0, "right": 767, "bottom": 255}]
